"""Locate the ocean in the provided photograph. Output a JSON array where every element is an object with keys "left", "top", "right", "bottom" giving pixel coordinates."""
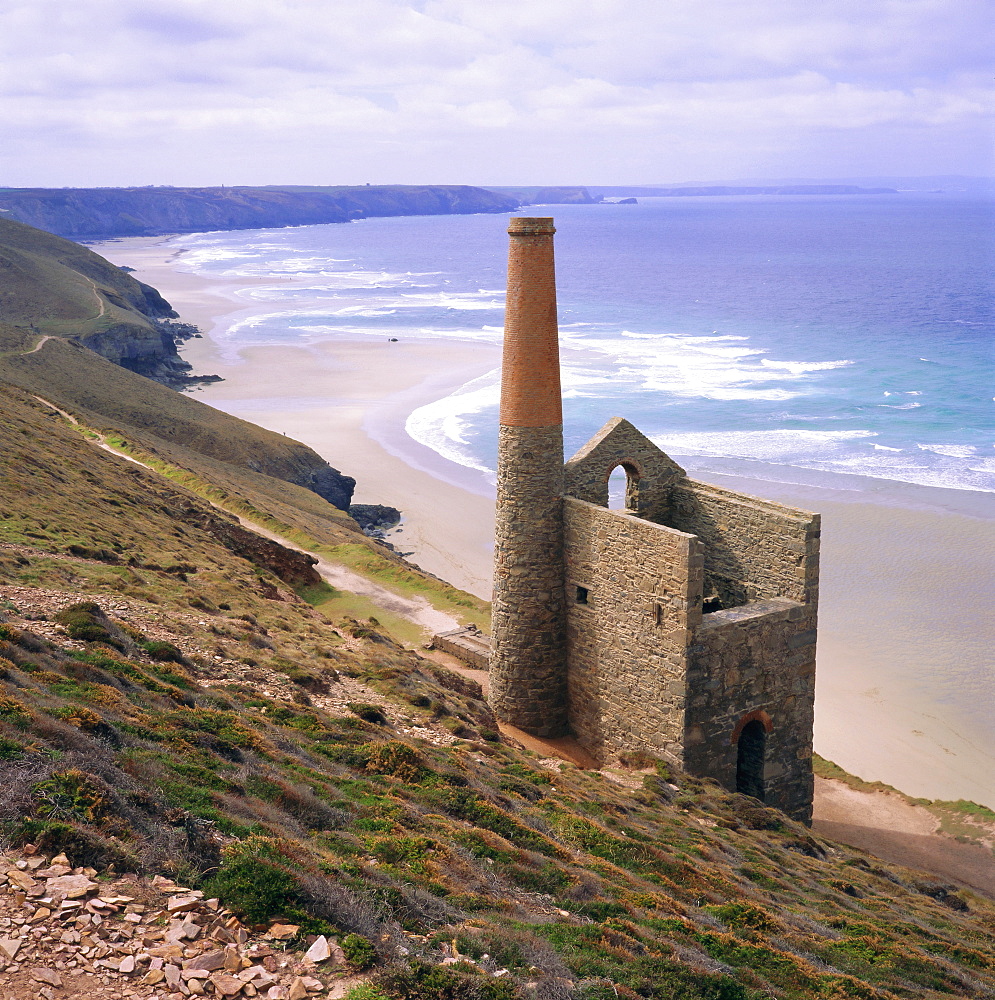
[{"left": 169, "top": 192, "right": 994, "bottom": 497}]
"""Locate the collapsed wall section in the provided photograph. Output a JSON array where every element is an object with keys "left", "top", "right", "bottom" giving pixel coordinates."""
[
  {"left": 685, "top": 598, "right": 818, "bottom": 823},
  {"left": 563, "top": 498, "right": 702, "bottom": 763}
]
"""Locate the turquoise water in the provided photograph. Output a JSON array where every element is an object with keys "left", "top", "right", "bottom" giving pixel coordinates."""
[{"left": 172, "top": 193, "right": 994, "bottom": 495}]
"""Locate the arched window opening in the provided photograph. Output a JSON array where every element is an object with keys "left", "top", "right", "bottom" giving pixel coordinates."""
[
  {"left": 607, "top": 463, "right": 638, "bottom": 511},
  {"left": 736, "top": 720, "right": 766, "bottom": 802}
]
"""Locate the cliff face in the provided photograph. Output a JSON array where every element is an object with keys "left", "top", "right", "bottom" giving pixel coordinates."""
[
  {"left": 0, "top": 184, "right": 521, "bottom": 239},
  {"left": 486, "top": 185, "right": 600, "bottom": 204}
]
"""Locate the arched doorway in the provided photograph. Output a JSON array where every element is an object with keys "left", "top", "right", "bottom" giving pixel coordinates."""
[{"left": 736, "top": 720, "right": 766, "bottom": 801}]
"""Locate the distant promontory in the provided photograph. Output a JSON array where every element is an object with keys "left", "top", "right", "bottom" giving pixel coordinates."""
[{"left": 0, "top": 184, "right": 521, "bottom": 240}]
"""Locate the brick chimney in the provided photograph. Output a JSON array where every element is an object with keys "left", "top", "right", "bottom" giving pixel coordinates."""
[{"left": 489, "top": 217, "right": 568, "bottom": 736}]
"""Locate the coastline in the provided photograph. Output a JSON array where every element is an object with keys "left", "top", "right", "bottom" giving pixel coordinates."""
[
  {"left": 89, "top": 235, "right": 501, "bottom": 594},
  {"left": 91, "top": 235, "right": 995, "bottom": 813}
]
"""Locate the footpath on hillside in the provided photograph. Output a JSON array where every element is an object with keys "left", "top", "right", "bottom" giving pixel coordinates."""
[{"left": 30, "top": 391, "right": 460, "bottom": 640}]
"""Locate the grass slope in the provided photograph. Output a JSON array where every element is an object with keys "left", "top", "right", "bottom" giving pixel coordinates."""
[
  {"left": 0, "top": 216, "right": 172, "bottom": 343},
  {"left": 0, "top": 331, "right": 360, "bottom": 512},
  {"left": 1, "top": 382, "right": 994, "bottom": 999}
]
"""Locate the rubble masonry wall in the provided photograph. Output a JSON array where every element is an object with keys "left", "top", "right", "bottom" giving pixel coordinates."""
[
  {"left": 667, "top": 481, "right": 820, "bottom": 608},
  {"left": 684, "top": 598, "right": 818, "bottom": 823},
  {"left": 563, "top": 498, "right": 702, "bottom": 763}
]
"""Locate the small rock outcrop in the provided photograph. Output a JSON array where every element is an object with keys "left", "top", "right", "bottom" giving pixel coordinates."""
[{"left": 348, "top": 505, "right": 401, "bottom": 538}]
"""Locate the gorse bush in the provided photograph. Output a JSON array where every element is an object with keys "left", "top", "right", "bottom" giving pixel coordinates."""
[
  {"left": 53, "top": 602, "right": 121, "bottom": 648},
  {"left": 375, "top": 961, "right": 519, "bottom": 1000},
  {"left": 365, "top": 740, "right": 427, "bottom": 782},
  {"left": 32, "top": 768, "right": 109, "bottom": 823},
  {"left": 0, "top": 693, "right": 30, "bottom": 727},
  {"left": 348, "top": 702, "right": 388, "bottom": 724},
  {"left": 142, "top": 640, "right": 185, "bottom": 663},
  {"left": 341, "top": 932, "right": 377, "bottom": 970},
  {"left": 203, "top": 837, "right": 303, "bottom": 925}
]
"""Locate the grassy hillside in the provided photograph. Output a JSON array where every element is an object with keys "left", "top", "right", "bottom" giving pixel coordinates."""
[
  {"left": 0, "top": 215, "right": 182, "bottom": 380},
  {"left": 0, "top": 326, "right": 360, "bottom": 512},
  {"left": 1, "top": 376, "right": 994, "bottom": 999},
  {"left": 0, "top": 216, "right": 173, "bottom": 329}
]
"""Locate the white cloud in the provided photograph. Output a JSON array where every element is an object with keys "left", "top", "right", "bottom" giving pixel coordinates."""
[{"left": 0, "top": 0, "right": 990, "bottom": 185}]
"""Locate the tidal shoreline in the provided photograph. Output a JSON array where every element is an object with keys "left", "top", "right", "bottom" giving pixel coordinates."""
[{"left": 90, "top": 234, "right": 995, "bottom": 814}]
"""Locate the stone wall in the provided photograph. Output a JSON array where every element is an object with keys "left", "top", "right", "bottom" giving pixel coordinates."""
[
  {"left": 667, "top": 480, "right": 820, "bottom": 609},
  {"left": 431, "top": 627, "right": 491, "bottom": 671},
  {"left": 684, "top": 598, "right": 818, "bottom": 823},
  {"left": 490, "top": 424, "right": 569, "bottom": 736},
  {"left": 563, "top": 498, "right": 703, "bottom": 763},
  {"left": 564, "top": 417, "right": 685, "bottom": 522}
]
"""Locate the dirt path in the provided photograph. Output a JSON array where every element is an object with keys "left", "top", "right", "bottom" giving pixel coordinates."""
[
  {"left": 84, "top": 275, "right": 107, "bottom": 319},
  {"left": 32, "top": 395, "right": 459, "bottom": 637},
  {"left": 24, "top": 334, "right": 57, "bottom": 354},
  {"left": 813, "top": 777, "right": 995, "bottom": 899},
  {"left": 238, "top": 519, "right": 459, "bottom": 635}
]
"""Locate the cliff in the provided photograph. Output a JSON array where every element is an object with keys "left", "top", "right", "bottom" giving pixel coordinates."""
[
  {"left": 0, "top": 184, "right": 520, "bottom": 239},
  {"left": 486, "top": 185, "right": 601, "bottom": 204}
]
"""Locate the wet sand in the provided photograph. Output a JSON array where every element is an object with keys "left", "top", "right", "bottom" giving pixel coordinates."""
[{"left": 93, "top": 235, "right": 995, "bottom": 811}]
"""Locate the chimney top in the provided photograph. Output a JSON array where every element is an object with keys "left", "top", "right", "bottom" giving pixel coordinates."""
[{"left": 509, "top": 217, "right": 555, "bottom": 235}]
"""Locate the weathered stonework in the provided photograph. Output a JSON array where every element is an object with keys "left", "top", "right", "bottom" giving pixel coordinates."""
[
  {"left": 485, "top": 217, "right": 821, "bottom": 822},
  {"left": 563, "top": 498, "right": 701, "bottom": 762},
  {"left": 431, "top": 626, "right": 491, "bottom": 670},
  {"left": 685, "top": 598, "right": 817, "bottom": 823},
  {"left": 489, "top": 218, "right": 569, "bottom": 737},
  {"left": 490, "top": 425, "right": 568, "bottom": 735}
]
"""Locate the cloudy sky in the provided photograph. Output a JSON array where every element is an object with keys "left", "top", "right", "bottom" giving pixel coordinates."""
[{"left": 2, "top": 0, "right": 991, "bottom": 187}]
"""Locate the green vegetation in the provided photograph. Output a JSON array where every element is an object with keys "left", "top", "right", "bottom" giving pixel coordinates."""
[
  {"left": 0, "top": 306, "right": 992, "bottom": 997},
  {"left": 0, "top": 217, "right": 173, "bottom": 347}
]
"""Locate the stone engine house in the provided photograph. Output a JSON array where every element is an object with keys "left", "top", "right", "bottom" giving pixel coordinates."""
[{"left": 489, "top": 217, "right": 820, "bottom": 823}]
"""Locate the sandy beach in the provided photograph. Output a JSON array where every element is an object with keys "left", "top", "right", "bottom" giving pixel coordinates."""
[{"left": 92, "top": 235, "right": 995, "bottom": 813}]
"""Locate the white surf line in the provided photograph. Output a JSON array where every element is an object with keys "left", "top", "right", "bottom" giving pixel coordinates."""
[{"left": 32, "top": 395, "right": 459, "bottom": 636}]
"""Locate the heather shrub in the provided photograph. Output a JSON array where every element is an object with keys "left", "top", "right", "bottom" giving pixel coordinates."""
[{"left": 142, "top": 640, "right": 185, "bottom": 663}]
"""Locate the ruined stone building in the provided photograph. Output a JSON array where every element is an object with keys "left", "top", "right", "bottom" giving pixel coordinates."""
[{"left": 486, "top": 217, "right": 820, "bottom": 823}]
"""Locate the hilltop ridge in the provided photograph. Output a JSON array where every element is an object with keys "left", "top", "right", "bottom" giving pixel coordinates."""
[{"left": 0, "top": 185, "right": 520, "bottom": 240}]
